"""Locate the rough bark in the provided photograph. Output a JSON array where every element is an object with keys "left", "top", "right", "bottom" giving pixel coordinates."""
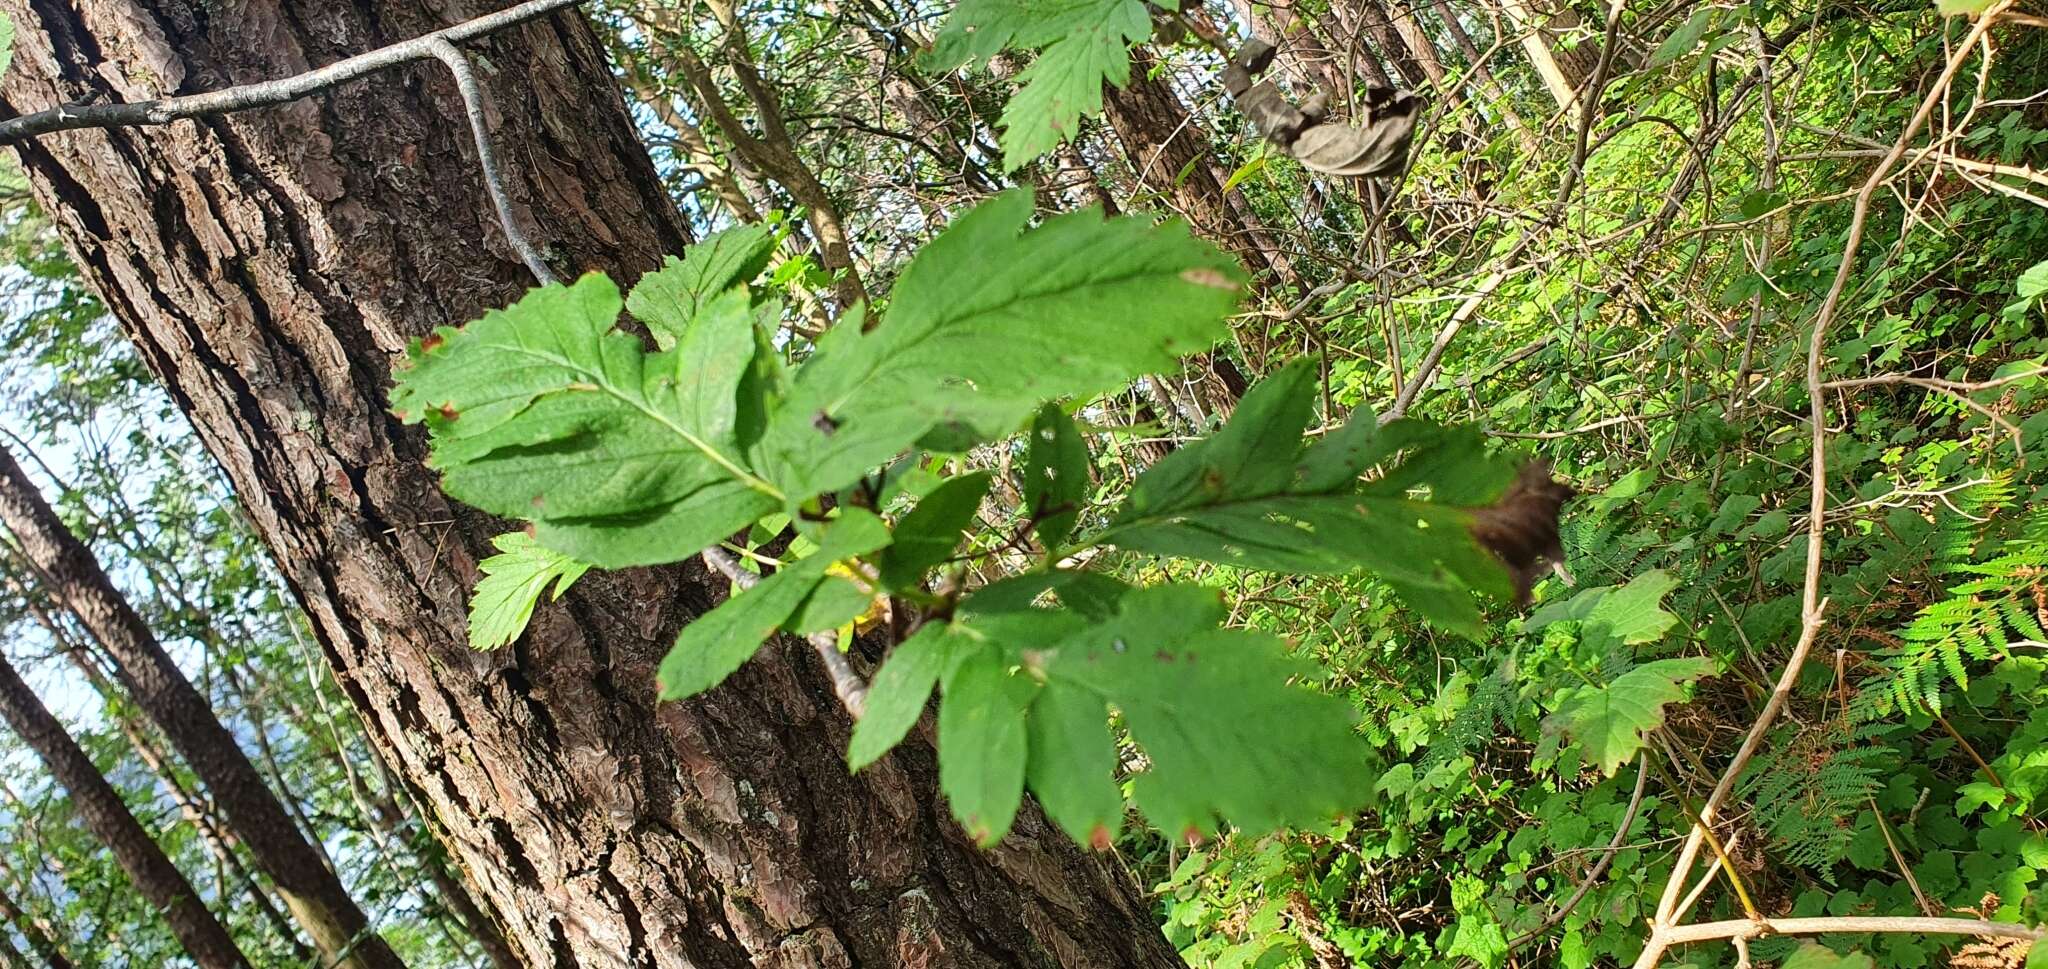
[
  {"left": 0, "top": 0, "right": 1183, "bottom": 966},
  {"left": 0, "top": 445, "right": 403, "bottom": 969},
  {"left": 0, "top": 650, "right": 249, "bottom": 969},
  {"left": 1103, "top": 50, "right": 1297, "bottom": 287}
]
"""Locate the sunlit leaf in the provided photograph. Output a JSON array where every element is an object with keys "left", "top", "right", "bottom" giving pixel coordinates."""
[{"left": 467, "top": 532, "right": 591, "bottom": 651}]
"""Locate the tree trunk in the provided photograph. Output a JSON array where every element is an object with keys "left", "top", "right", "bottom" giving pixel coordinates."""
[
  {"left": 0, "top": 0, "right": 1182, "bottom": 966},
  {"left": 0, "top": 651, "right": 249, "bottom": 969},
  {"left": 0, "top": 446, "right": 404, "bottom": 969},
  {"left": 0, "top": 879, "right": 72, "bottom": 969}
]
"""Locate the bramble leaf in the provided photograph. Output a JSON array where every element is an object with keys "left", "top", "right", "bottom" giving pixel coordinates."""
[
  {"left": 1527, "top": 570, "right": 1682, "bottom": 651},
  {"left": 657, "top": 510, "right": 890, "bottom": 701},
  {"left": 468, "top": 532, "right": 591, "bottom": 651},
  {"left": 1782, "top": 943, "right": 1875, "bottom": 969},
  {"left": 753, "top": 190, "right": 1242, "bottom": 497},
  {"left": 1544, "top": 657, "right": 1716, "bottom": 775}
]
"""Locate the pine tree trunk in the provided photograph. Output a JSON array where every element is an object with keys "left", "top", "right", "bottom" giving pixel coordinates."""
[
  {"left": 0, "top": 446, "right": 405, "bottom": 969},
  {"left": 0, "top": 0, "right": 1181, "bottom": 965},
  {"left": 0, "top": 651, "right": 249, "bottom": 969}
]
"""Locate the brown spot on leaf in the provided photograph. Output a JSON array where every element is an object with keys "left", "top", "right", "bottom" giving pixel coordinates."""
[
  {"left": 1468, "top": 461, "right": 1576, "bottom": 606},
  {"left": 1180, "top": 267, "right": 1238, "bottom": 290},
  {"left": 1182, "top": 826, "right": 1205, "bottom": 847},
  {"left": 1089, "top": 825, "right": 1114, "bottom": 851},
  {"left": 437, "top": 402, "right": 459, "bottom": 421},
  {"left": 420, "top": 333, "right": 445, "bottom": 352},
  {"left": 813, "top": 411, "right": 840, "bottom": 436}
]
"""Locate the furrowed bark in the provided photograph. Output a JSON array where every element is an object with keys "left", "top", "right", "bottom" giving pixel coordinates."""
[{"left": 0, "top": 0, "right": 1182, "bottom": 964}]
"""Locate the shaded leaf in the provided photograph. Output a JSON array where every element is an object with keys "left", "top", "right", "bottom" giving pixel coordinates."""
[
  {"left": 1099, "top": 359, "right": 1515, "bottom": 636},
  {"left": 878, "top": 471, "right": 992, "bottom": 589},
  {"left": 848, "top": 623, "right": 954, "bottom": 771},
  {"left": 939, "top": 648, "right": 1038, "bottom": 845},
  {"left": 1024, "top": 404, "right": 1090, "bottom": 549}
]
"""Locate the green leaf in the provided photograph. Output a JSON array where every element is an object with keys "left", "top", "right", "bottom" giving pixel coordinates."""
[
  {"left": 2018, "top": 260, "right": 2048, "bottom": 299},
  {"left": 467, "top": 532, "right": 591, "bottom": 650},
  {"left": 1527, "top": 570, "right": 1682, "bottom": 649},
  {"left": 927, "top": 0, "right": 1151, "bottom": 169},
  {"left": 848, "top": 623, "right": 954, "bottom": 771},
  {"left": 1026, "top": 679, "right": 1124, "bottom": 846},
  {"left": 1782, "top": 943, "right": 1875, "bottom": 969},
  {"left": 1033, "top": 585, "right": 1375, "bottom": 839},
  {"left": 1544, "top": 657, "right": 1716, "bottom": 775},
  {"left": 785, "top": 575, "right": 874, "bottom": 635},
  {"left": 1934, "top": 0, "right": 1995, "bottom": 15},
  {"left": 0, "top": 14, "right": 15, "bottom": 79},
  {"left": 657, "top": 510, "right": 891, "bottom": 700},
  {"left": 1024, "top": 404, "right": 1090, "bottom": 549},
  {"left": 2029, "top": 936, "right": 2048, "bottom": 969},
  {"left": 754, "top": 190, "right": 1242, "bottom": 497},
  {"left": 392, "top": 274, "right": 779, "bottom": 569},
  {"left": 878, "top": 471, "right": 992, "bottom": 589},
  {"left": 938, "top": 648, "right": 1038, "bottom": 845},
  {"left": 1646, "top": 8, "right": 1714, "bottom": 70},
  {"left": 625, "top": 223, "right": 778, "bottom": 350},
  {"left": 1098, "top": 359, "right": 1515, "bottom": 636}
]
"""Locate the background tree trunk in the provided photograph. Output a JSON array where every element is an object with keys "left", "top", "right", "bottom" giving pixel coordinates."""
[
  {"left": 0, "top": 0, "right": 1181, "bottom": 965},
  {"left": 0, "top": 879, "right": 73, "bottom": 969},
  {"left": 0, "top": 651, "right": 250, "bottom": 969},
  {"left": 0, "top": 446, "right": 405, "bottom": 969}
]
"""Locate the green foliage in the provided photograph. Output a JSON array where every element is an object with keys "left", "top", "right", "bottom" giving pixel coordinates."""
[
  {"left": 397, "top": 186, "right": 1524, "bottom": 854},
  {"left": 752, "top": 189, "right": 1244, "bottom": 497},
  {"left": 391, "top": 272, "right": 778, "bottom": 570},
  {"left": 1098, "top": 358, "right": 1516, "bottom": 637},
  {"left": 1544, "top": 657, "right": 1716, "bottom": 776},
  {"left": 659, "top": 509, "right": 890, "bottom": 700},
  {"left": 1784, "top": 943, "right": 1875, "bottom": 969},
  {"left": 927, "top": 0, "right": 1153, "bottom": 168},
  {"left": 468, "top": 532, "right": 591, "bottom": 650}
]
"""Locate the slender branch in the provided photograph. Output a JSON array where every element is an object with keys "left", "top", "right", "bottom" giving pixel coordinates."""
[
  {"left": 426, "top": 39, "right": 558, "bottom": 287},
  {"left": 0, "top": 0, "right": 586, "bottom": 144},
  {"left": 1657, "top": 916, "right": 2045, "bottom": 949},
  {"left": 1638, "top": 9, "right": 2016, "bottom": 965},
  {"left": 1507, "top": 754, "right": 1650, "bottom": 950}
]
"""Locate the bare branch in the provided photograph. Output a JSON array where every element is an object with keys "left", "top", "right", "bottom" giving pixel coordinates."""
[
  {"left": 0, "top": 0, "right": 585, "bottom": 145},
  {"left": 426, "top": 38, "right": 559, "bottom": 287}
]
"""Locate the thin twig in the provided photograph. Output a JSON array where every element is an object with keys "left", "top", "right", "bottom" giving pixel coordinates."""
[
  {"left": 1637, "top": 9, "right": 2016, "bottom": 965},
  {"left": 1507, "top": 754, "right": 1650, "bottom": 950},
  {"left": 1657, "top": 916, "right": 2045, "bottom": 948},
  {"left": 426, "top": 39, "right": 558, "bottom": 286},
  {"left": 0, "top": 0, "right": 586, "bottom": 144}
]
